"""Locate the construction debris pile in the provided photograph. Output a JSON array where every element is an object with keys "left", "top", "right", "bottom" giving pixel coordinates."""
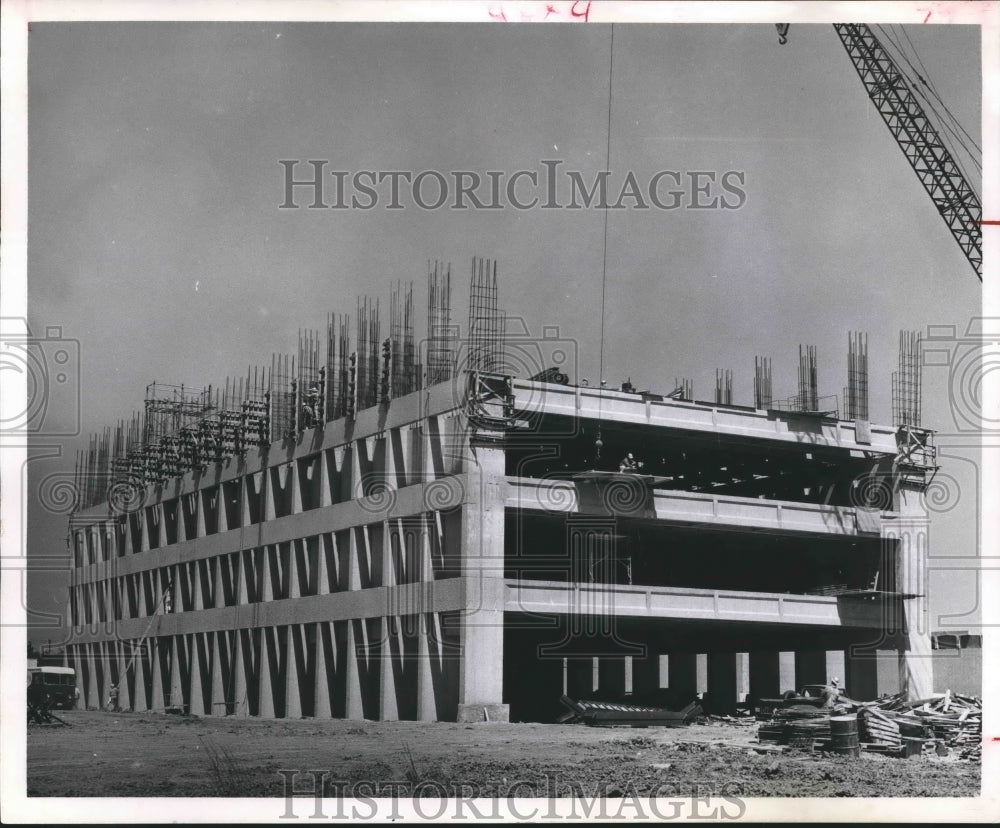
[{"left": 757, "top": 690, "right": 981, "bottom": 761}]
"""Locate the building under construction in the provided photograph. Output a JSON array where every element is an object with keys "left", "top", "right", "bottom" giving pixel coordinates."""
[{"left": 64, "top": 262, "right": 938, "bottom": 722}]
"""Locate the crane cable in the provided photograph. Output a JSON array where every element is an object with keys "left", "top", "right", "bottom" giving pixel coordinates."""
[
  {"left": 872, "top": 24, "right": 981, "bottom": 190},
  {"left": 595, "top": 23, "right": 615, "bottom": 465},
  {"left": 893, "top": 24, "right": 981, "bottom": 160}
]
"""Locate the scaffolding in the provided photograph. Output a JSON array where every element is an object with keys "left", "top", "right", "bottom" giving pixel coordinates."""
[
  {"left": 75, "top": 368, "right": 273, "bottom": 509},
  {"left": 669, "top": 378, "right": 693, "bottom": 402}
]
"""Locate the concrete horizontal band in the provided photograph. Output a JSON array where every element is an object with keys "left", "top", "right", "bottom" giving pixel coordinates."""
[
  {"left": 509, "top": 476, "right": 891, "bottom": 535},
  {"left": 504, "top": 579, "right": 891, "bottom": 628},
  {"left": 73, "top": 476, "right": 469, "bottom": 583},
  {"left": 64, "top": 575, "right": 506, "bottom": 646},
  {"left": 511, "top": 379, "right": 898, "bottom": 453}
]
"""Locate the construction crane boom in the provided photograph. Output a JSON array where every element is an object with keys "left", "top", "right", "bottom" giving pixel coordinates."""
[{"left": 779, "top": 24, "right": 983, "bottom": 281}]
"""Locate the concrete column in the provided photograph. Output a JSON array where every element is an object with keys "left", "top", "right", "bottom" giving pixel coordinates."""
[
  {"left": 416, "top": 613, "right": 438, "bottom": 722},
  {"left": 191, "top": 562, "right": 204, "bottom": 611},
  {"left": 456, "top": 579, "right": 507, "bottom": 721},
  {"left": 169, "top": 636, "right": 185, "bottom": 711},
  {"left": 380, "top": 619, "right": 399, "bottom": 722},
  {"left": 292, "top": 460, "right": 304, "bottom": 515},
  {"left": 748, "top": 651, "right": 781, "bottom": 702},
  {"left": 150, "top": 639, "right": 165, "bottom": 711},
  {"left": 884, "top": 461, "right": 934, "bottom": 701},
  {"left": 845, "top": 647, "right": 879, "bottom": 701},
  {"left": 114, "top": 641, "right": 131, "bottom": 711},
  {"left": 264, "top": 464, "right": 278, "bottom": 522},
  {"left": 313, "top": 623, "right": 332, "bottom": 719},
  {"left": 209, "top": 633, "right": 225, "bottom": 716},
  {"left": 668, "top": 652, "right": 698, "bottom": 701},
  {"left": 877, "top": 649, "right": 902, "bottom": 697},
  {"left": 216, "top": 489, "right": 229, "bottom": 534},
  {"left": 632, "top": 648, "right": 661, "bottom": 694},
  {"left": 597, "top": 657, "right": 627, "bottom": 698},
  {"left": 195, "top": 493, "right": 207, "bottom": 539},
  {"left": 233, "top": 632, "right": 247, "bottom": 717},
  {"left": 286, "top": 626, "right": 303, "bottom": 719},
  {"left": 566, "top": 657, "right": 595, "bottom": 698},
  {"left": 794, "top": 649, "right": 827, "bottom": 688},
  {"left": 707, "top": 652, "right": 738, "bottom": 714},
  {"left": 132, "top": 646, "right": 149, "bottom": 713},
  {"left": 259, "top": 628, "right": 276, "bottom": 718},
  {"left": 778, "top": 651, "right": 796, "bottom": 693},
  {"left": 319, "top": 450, "right": 334, "bottom": 507},
  {"left": 189, "top": 634, "right": 206, "bottom": 716},
  {"left": 345, "top": 620, "right": 365, "bottom": 720},
  {"left": 455, "top": 439, "right": 508, "bottom": 723}
]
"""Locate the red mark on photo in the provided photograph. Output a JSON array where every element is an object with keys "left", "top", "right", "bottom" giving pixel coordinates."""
[{"left": 488, "top": 1, "right": 591, "bottom": 22}]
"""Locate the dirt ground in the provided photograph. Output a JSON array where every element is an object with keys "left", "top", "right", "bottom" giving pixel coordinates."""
[{"left": 27, "top": 710, "right": 980, "bottom": 799}]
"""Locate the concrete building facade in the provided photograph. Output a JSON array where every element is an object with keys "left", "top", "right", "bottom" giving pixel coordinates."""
[{"left": 65, "top": 373, "right": 936, "bottom": 722}]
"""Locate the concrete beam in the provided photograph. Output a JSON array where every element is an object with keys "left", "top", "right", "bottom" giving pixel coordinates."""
[
  {"left": 509, "top": 477, "right": 881, "bottom": 537},
  {"left": 504, "top": 579, "right": 889, "bottom": 629},
  {"left": 510, "top": 380, "right": 899, "bottom": 454}
]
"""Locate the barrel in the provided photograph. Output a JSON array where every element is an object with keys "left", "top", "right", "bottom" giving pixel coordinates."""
[{"left": 829, "top": 714, "right": 860, "bottom": 758}]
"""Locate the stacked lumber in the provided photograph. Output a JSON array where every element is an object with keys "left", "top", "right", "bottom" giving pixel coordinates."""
[
  {"left": 756, "top": 688, "right": 981, "bottom": 761},
  {"left": 859, "top": 706, "right": 901, "bottom": 748},
  {"left": 869, "top": 690, "right": 982, "bottom": 760}
]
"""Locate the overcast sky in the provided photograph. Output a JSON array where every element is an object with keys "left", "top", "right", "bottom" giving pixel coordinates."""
[{"left": 25, "top": 20, "right": 983, "bottom": 645}]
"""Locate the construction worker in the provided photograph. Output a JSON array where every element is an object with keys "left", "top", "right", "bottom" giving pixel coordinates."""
[
  {"left": 619, "top": 453, "right": 638, "bottom": 472},
  {"left": 823, "top": 677, "right": 841, "bottom": 708},
  {"left": 302, "top": 383, "right": 321, "bottom": 428}
]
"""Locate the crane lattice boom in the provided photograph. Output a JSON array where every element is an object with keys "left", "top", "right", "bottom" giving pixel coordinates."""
[{"left": 834, "top": 23, "right": 982, "bottom": 280}]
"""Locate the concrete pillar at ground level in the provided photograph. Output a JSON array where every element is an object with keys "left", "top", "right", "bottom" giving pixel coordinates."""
[
  {"left": 877, "top": 650, "right": 901, "bottom": 697},
  {"left": 597, "top": 657, "right": 627, "bottom": 698},
  {"left": 748, "top": 651, "right": 781, "bottom": 703},
  {"left": 794, "top": 649, "right": 827, "bottom": 688},
  {"left": 456, "top": 579, "right": 507, "bottom": 723},
  {"left": 707, "top": 652, "right": 738, "bottom": 715},
  {"left": 668, "top": 653, "right": 698, "bottom": 702},
  {"left": 632, "top": 649, "right": 661, "bottom": 694},
  {"left": 845, "top": 648, "right": 879, "bottom": 701},
  {"left": 566, "top": 658, "right": 594, "bottom": 698}
]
